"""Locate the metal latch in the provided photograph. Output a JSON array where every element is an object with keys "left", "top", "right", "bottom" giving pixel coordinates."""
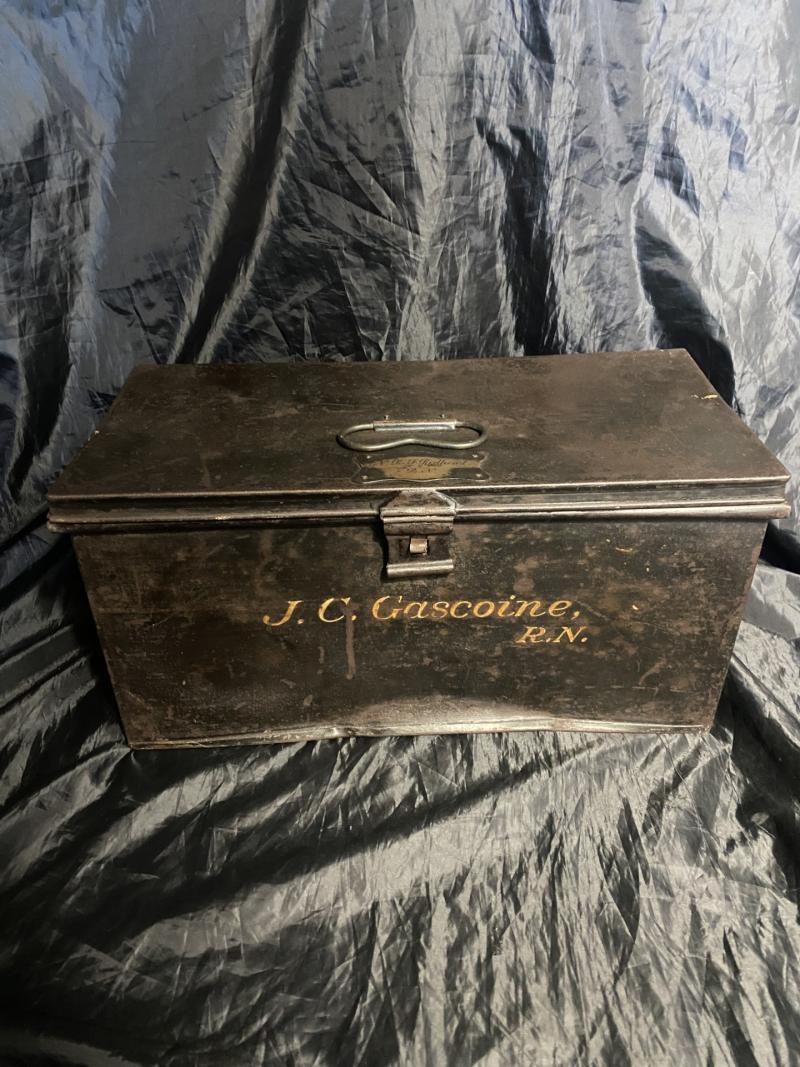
[{"left": 379, "top": 489, "right": 457, "bottom": 579}]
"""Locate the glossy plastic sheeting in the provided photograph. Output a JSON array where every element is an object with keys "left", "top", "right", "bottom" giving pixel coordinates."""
[{"left": 1, "top": 1, "right": 799, "bottom": 1064}]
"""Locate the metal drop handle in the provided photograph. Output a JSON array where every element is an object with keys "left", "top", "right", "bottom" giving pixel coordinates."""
[{"left": 336, "top": 419, "right": 487, "bottom": 453}]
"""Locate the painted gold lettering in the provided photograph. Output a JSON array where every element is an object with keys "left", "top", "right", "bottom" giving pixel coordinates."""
[
  {"left": 472, "top": 600, "right": 495, "bottom": 618},
  {"left": 431, "top": 601, "right": 450, "bottom": 620},
  {"left": 449, "top": 600, "right": 472, "bottom": 619},
  {"left": 496, "top": 598, "right": 516, "bottom": 617},
  {"left": 262, "top": 600, "right": 303, "bottom": 627},
  {"left": 403, "top": 601, "right": 430, "bottom": 620},
  {"left": 372, "top": 596, "right": 403, "bottom": 621},
  {"left": 548, "top": 600, "right": 572, "bottom": 617},
  {"left": 319, "top": 597, "right": 351, "bottom": 623},
  {"left": 514, "top": 625, "right": 548, "bottom": 644},
  {"left": 551, "top": 625, "right": 587, "bottom": 644},
  {"left": 514, "top": 600, "right": 546, "bottom": 617}
]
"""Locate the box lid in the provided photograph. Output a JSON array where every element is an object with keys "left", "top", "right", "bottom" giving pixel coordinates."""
[{"left": 48, "top": 350, "right": 789, "bottom": 530}]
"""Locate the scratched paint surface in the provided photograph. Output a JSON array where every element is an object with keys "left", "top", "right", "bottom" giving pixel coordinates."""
[{"left": 75, "top": 518, "right": 763, "bottom": 745}]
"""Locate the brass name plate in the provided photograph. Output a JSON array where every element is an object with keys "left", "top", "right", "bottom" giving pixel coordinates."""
[{"left": 355, "top": 452, "right": 487, "bottom": 483}]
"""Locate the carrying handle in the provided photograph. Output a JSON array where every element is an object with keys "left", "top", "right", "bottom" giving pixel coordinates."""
[{"left": 337, "top": 419, "right": 487, "bottom": 453}]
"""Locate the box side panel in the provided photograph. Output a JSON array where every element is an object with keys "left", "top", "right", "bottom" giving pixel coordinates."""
[{"left": 73, "top": 518, "right": 764, "bottom": 746}]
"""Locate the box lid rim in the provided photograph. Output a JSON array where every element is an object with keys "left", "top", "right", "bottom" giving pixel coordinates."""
[{"left": 48, "top": 476, "right": 790, "bottom": 531}]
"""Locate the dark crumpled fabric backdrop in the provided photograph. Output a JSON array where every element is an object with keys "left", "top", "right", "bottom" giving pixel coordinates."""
[{"left": 1, "top": 1, "right": 799, "bottom": 1064}]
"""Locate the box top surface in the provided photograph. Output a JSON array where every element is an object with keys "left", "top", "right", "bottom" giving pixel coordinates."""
[{"left": 49, "top": 351, "right": 788, "bottom": 523}]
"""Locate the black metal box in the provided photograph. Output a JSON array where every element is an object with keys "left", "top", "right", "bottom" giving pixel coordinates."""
[{"left": 48, "top": 351, "right": 789, "bottom": 747}]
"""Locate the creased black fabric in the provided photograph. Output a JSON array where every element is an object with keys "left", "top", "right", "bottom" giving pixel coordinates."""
[{"left": 1, "top": 2, "right": 799, "bottom": 1064}]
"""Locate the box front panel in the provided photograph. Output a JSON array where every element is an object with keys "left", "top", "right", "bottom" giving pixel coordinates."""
[{"left": 75, "top": 519, "right": 763, "bottom": 745}]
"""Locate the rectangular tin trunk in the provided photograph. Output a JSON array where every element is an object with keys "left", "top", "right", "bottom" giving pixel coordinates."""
[{"left": 48, "top": 351, "right": 789, "bottom": 747}]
